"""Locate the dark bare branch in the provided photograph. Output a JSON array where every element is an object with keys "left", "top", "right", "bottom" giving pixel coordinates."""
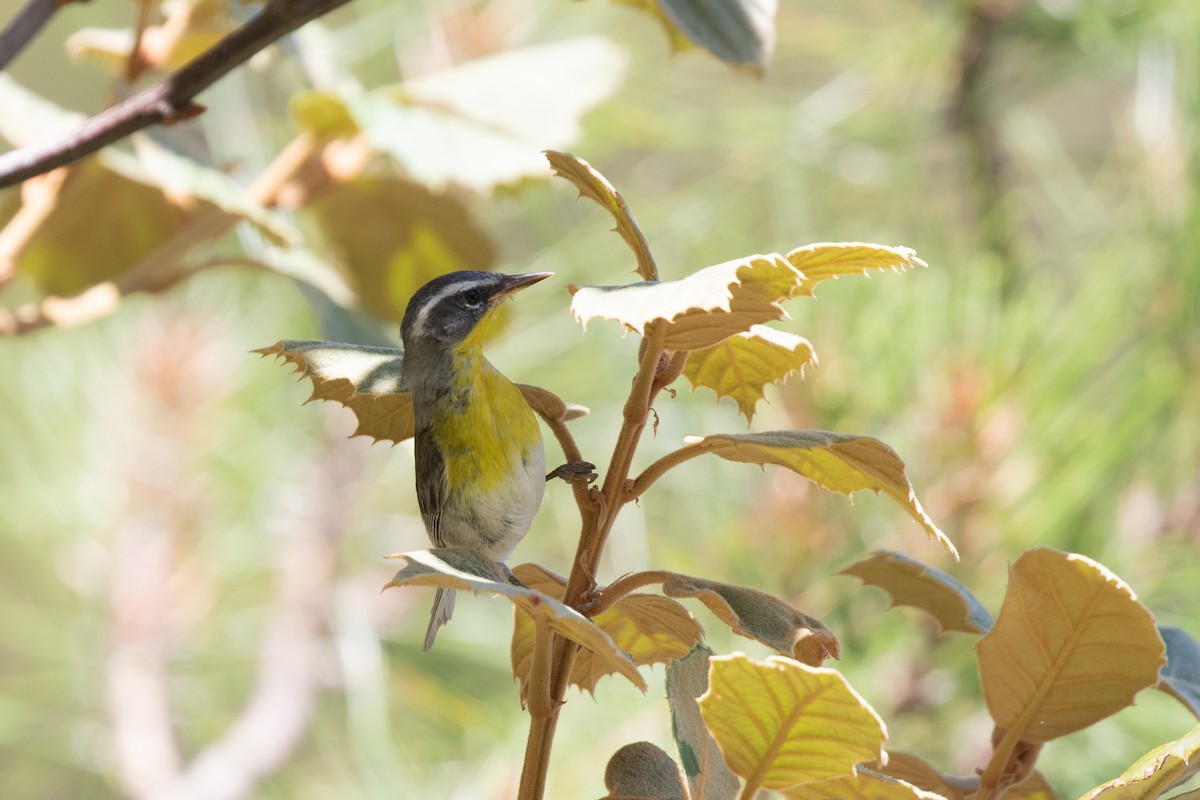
[{"left": 0, "top": 0, "right": 73, "bottom": 72}]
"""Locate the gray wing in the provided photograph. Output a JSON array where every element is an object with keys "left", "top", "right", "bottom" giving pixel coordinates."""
[{"left": 414, "top": 426, "right": 449, "bottom": 546}]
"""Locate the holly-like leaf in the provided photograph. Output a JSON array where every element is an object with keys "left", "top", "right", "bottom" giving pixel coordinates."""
[
  {"left": 976, "top": 548, "right": 1165, "bottom": 743},
  {"left": 386, "top": 549, "right": 646, "bottom": 691},
  {"left": 568, "top": 253, "right": 804, "bottom": 351},
  {"left": 1159, "top": 626, "right": 1200, "bottom": 719},
  {"left": 787, "top": 243, "right": 928, "bottom": 298},
  {"left": 781, "top": 768, "right": 949, "bottom": 800},
  {"left": 840, "top": 551, "right": 992, "bottom": 635},
  {"left": 661, "top": 573, "right": 838, "bottom": 666},
  {"left": 699, "top": 653, "right": 886, "bottom": 791},
  {"left": 1078, "top": 723, "right": 1200, "bottom": 800},
  {"left": 685, "top": 431, "right": 957, "bottom": 558},
  {"left": 667, "top": 645, "right": 741, "bottom": 800},
  {"left": 683, "top": 325, "right": 816, "bottom": 422},
  {"left": 602, "top": 741, "right": 687, "bottom": 800},
  {"left": 511, "top": 564, "right": 702, "bottom": 695},
  {"left": 545, "top": 150, "right": 656, "bottom": 281}
]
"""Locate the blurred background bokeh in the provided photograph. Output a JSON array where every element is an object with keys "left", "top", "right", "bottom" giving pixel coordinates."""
[{"left": 1, "top": 0, "right": 1198, "bottom": 796}]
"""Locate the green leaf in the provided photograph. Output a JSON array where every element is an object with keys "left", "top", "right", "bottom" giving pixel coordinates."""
[
  {"left": 545, "top": 150, "right": 656, "bottom": 281},
  {"left": 976, "top": 548, "right": 1166, "bottom": 743},
  {"left": 661, "top": 573, "right": 839, "bottom": 666},
  {"left": 686, "top": 431, "right": 958, "bottom": 558},
  {"left": 699, "top": 653, "right": 886, "bottom": 790},
  {"left": 667, "top": 645, "right": 741, "bottom": 800},
  {"left": 786, "top": 243, "right": 928, "bottom": 298},
  {"left": 1078, "top": 723, "right": 1200, "bottom": 800},
  {"left": 840, "top": 550, "right": 993, "bottom": 635},
  {"left": 1158, "top": 626, "right": 1200, "bottom": 719},
  {"left": 568, "top": 253, "right": 804, "bottom": 351},
  {"left": 683, "top": 325, "right": 816, "bottom": 422},
  {"left": 386, "top": 548, "right": 646, "bottom": 692},
  {"left": 602, "top": 741, "right": 687, "bottom": 800}
]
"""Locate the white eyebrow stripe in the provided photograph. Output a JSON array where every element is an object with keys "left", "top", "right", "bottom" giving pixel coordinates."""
[{"left": 408, "top": 280, "right": 480, "bottom": 338}]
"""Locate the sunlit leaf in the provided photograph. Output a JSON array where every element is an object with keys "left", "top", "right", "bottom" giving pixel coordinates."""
[
  {"left": 0, "top": 74, "right": 86, "bottom": 149},
  {"left": 386, "top": 548, "right": 646, "bottom": 691},
  {"left": 1007, "top": 771, "right": 1057, "bottom": 800},
  {"left": 290, "top": 89, "right": 359, "bottom": 138},
  {"left": 602, "top": 741, "right": 687, "bottom": 800},
  {"left": 309, "top": 175, "right": 496, "bottom": 322},
  {"left": 661, "top": 572, "right": 838, "bottom": 666},
  {"left": 511, "top": 564, "right": 701, "bottom": 694},
  {"left": 699, "top": 653, "right": 886, "bottom": 790},
  {"left": 545, "top": 150, "right": 656, "bottom": 281},
  {"left": 1159, "top": 626, "right": 1200, "bottom": 719},
  {"left": 840, "top": 551, "right": 992, "bottom": 635},
  {"left": 683, "top": 325, "right": 816, "bottom": 422},
  {"left": 782, "top": 767, "right": 948, "bottom": 800},
  {"left": 686, "top": 431, "right": 957, "bottom": 558},
  {"left": 976, "top": 548, "right": 1165, "bottom": 742},
  {"left": 866, "top": 752, "right": 964, "bottom": 800},
  {"left": 667, "top": 646, "right": 741, "bottom": 800},
  {"left": 568, "top": 253, "right": 804, "bottom": 351},
  {"left": 1078, "top": 723, "right": 1200, "bottom": 800},
  {"left": 66, "top": 0, "right": 231, "bottom": 74},
  {"left": 787, "top": 243, "right": 928, "bottom": 298}
]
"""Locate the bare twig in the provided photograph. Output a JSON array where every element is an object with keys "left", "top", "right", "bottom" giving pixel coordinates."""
[
  {"left": 0, "top": 0, "right": 75, "bottom": 72},
  {"left": 0, "top": 0, "right": 352, "bottom": 188}
]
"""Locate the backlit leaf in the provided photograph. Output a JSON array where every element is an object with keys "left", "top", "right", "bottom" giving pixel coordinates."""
[
  {"left": 683, "top": 325, "right": 816, "bottom": 422},
  {"left": 290, "top": 90, "right": 359, "bottom": 138},
  {"left": 602, "top": 741, "right": 687, "bottom": 800},
  {"left": 975, "top": 548, "right": 1165, "bottom": 742},
  {"left": 699, "top": 653, "right": 886, "bottom": 790},
  {"left": 787, "top": 243, "right": 928, "bottom": 298},
  {"left": 568, "top": 253, "right": 804, "bottom": 351},
  {"left": 386, "top": 549, "right": 646, "bottom": 691},
  {"left": 1078, "top": 723, "right": 1200, "bottom": 800},
  {"left": 686, "top": 431, "right": 957, "bottom": 558},
  {"left": 867, "top": 752, "right": 963, "bottom": 800},
  {"left": 545, "top": 150, "right": 656, "bottom": 281},
  {"left": 840, "top": 550, "right": 992, "bottom": 635},
  {"left": 661, "top": 572, "right": 838, "bottom": 666},
  {"left": 781, "top": 768, "right": 948, "bottom": 800},
  {"left": 510, "top": 564, "right": 701, "bottom": 694},
  {"left": 1158, "top": 626, "right": 1200, "bottom": 719},
  {"left": 667, "top": 646, "right": 741, "bottom": 800}
]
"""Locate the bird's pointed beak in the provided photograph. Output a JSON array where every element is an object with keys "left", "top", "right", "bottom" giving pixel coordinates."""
[{"left": 493, "top": 271, "right": 553, "bottom": 300}]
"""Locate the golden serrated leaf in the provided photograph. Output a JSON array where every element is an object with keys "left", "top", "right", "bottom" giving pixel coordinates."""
[
  {"left": 782, "top": 768, "right": 949, "bottom": 800},
  {"left": 976, "top": 548, "right": 1165, "bottom": 743},
  {"left": 699, "top": 653, "right": 886, "bottom": 791},
  {"left": 683, "top": 324, "right": 816, "bottom": 422},
  {"left": 687, "top": 431, "right": 957, "bottom": 558},
  {"left": 510, "top": 564, "right": 700, "bottom": 695},
  {"left": 545, "top": 150, "right": 656, "bottom": 281},
  {"left": 840, "top": 550, "right": 992, "bottom": 635},
  {"left": 661, "top": 572, "right": 838, "bottom": 666},
  {"left": 568, "top": 253, "right": 804, "bottom": 351},
  {"left": 387, "top": 549, "right": 645, "bottom": 691},
  {"left": 1079, "top": 723, "right": 1200, "bottom": 800},
  {"left": 786, "top": 243, "right": 928, "bottom": 297}
]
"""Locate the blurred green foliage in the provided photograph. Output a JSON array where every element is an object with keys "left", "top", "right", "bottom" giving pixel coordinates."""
[{"left": 1, "top": 0, "right": 1199, "bottom": 797}]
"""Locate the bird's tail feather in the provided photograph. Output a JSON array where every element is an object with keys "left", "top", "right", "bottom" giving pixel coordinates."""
[{"left": 423, "top": 588, "right": 457, "bottom": 651}]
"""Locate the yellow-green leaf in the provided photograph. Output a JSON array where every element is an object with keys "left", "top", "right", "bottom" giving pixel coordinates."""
[
  {"left": 568, "top": 253, "right": 804, "bottom": 351},
  {"left": 1159, "top": 626, "right": 1200, "bottom": 719},
  {"left": 387, "top": 549, "right": 646, "bottom": 691},
  {"left": 840, "top": 550, "right": 992, "bottom": 635},
  {"left": 782, "top": 768, "right": 948, "bottom": 800},
  {"left": 1078, "top": 723, "right": 1200, "bottom": 800},
  {"left": 976, "top": 548, "right": 1165, "bottom": 743},
  {"left": 545, "top": 150, "right": 656, "bottom": 281},
  {"left": 786, "top": 243, "right": 928, "bottom": 298},
  {"left": 666, "top": 645, "right": 741, "bottom": 800},
  {"left": 602, "top": 741, "right": 687, "bottom": 800},
  {"left": 699, "top": 653, "right": 886, "bottom": 790},
  {"left": 683, "top": 325, "right": 816, "bottom": 422},
  {"left": 290, "top": 90, "right": 359, "bottom": 138},
  {"left": 686, "top": 431, "right": 957, "bottom": 558},
  {"left": 661, "top": 572, "right": 838, "bottom": 666}
]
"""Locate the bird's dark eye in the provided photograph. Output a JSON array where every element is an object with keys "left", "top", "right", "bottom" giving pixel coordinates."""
[{"left": 460, "top": 288, "right": 483, "bottom": 307}]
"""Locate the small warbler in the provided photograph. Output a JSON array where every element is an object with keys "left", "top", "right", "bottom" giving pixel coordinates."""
[{"left": 400, "top": 270, "right": 554, "bottom": 650}]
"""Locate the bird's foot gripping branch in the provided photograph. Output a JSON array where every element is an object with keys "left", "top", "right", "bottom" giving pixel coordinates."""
[{"left": 257, "top": 152, "right": 1198, "bottom": 800}]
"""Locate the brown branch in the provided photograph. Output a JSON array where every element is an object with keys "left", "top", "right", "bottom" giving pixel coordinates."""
[
  {"left": 0, "top": 0, "right": 78, "bottom": 72},
  {"left": 0, "top": 0, "right": 352, "bottom": 188}
]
